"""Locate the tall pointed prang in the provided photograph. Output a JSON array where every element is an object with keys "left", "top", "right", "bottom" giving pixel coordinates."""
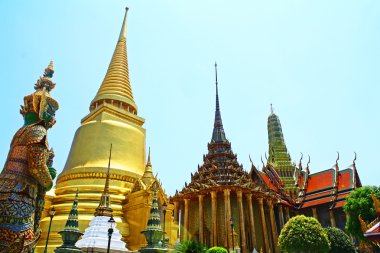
[
  {"left": 91, "top": 7, "right": 137, "bottom": 113},
  {"left": 211, "top": 62, "right": 227, "bottom": 143},
  {"left": 94, "top": 144, "right": 113, "bottom": 217},
  {"left": 267, "top": 106, "right": 297, "bottom": 192}
]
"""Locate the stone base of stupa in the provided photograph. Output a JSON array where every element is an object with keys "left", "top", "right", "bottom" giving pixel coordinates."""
[
  {"left": 139, "top": 246, "right": 168, "bottom": 253},
  {"left": 79, "top": 247, "right": 133, "bottom": 253},
  {"left": 55, "top": 246, "right": 84, "bottom": 253}
]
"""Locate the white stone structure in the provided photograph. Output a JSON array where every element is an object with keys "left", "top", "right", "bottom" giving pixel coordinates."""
[{"left": 76, "top": 216, "right": 129, "bottom": 252}]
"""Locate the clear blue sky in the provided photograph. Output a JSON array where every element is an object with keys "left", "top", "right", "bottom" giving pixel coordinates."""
[{"left": 1, "top": 1, "right": 379, "bottom": 195}]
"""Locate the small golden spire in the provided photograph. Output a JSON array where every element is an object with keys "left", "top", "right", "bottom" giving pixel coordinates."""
[
  {"left": 142, "top": 147, "right": 154, "bottom": 185},
  {"left": 372, "top": 192, "right": 380, "bottom": 217},
  {"left": 358, "top": 214, "right": 368, "bottom": 233},
  {"left": 91, "top": 7, "right": 137, "bottom": 113},
  {"left": 147, "top": 147, "right": 151, "bottom": 167}
]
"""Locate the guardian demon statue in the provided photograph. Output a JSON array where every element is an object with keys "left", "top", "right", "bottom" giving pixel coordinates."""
[{"left": 0, "top": 61, "right": 58, "bottom": 252}]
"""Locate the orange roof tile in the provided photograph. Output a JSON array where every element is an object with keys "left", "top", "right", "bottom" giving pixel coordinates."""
[
  {"left": 338, "top": 169, "right": 353, "bottom": 190},
  {"left": 333, "top": 201, "right": 346, "bottom": 208},
  {"left": 260, "top": 173, "right": 278, "bottom": 191},
  {"left": 306, "top": 169, "right": 334, "bottom": 193},
  {"left": 304, "top": 190, "right": 333, "bottom": 201},
  {"left": 302, "top": 196, "right": 331, "bottom": 208}
]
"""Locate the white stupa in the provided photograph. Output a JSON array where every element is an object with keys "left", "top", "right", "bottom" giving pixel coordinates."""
[{"left": 75, "top": 144, "right": 129, "bottom": 252}]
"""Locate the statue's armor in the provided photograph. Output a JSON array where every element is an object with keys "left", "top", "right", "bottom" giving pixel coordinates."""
[{"left": 0, "top": 122, "right": 52, "bottom": 252}]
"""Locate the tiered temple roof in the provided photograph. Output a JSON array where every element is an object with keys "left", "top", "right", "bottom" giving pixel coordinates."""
[{"left": 175, "top": 64, "right": 257, "bottom": 197}]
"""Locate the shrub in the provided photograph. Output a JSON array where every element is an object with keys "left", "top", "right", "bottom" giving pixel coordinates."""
[
  {"left": 206, "top": 246, "right": 228, "bottom": 253},
  {"left": 174, "top": 240, "right": 207, "bottom": 253},
  {"left": 343, "top": 186, "right": 380, "bottom": 240},
  {"left": 324, "top": 227, "right": 355, "bottom": 253},
  {"left": 278, "top": 215, "right": 330, "bottom": 253}
]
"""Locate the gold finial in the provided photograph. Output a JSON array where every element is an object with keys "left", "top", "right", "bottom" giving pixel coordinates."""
[
  {"left": 44, "top": 60, "right": 54, "bottom": 78},
  {"left": 119, "top": 7, "right": 128, "bottom": 41},
  {"left": 298, "top": 152, "right": 303, "bottom": 170},
  {"left": 358, "top": 214, "right": 368, "bottom": 233},
  {"left": 147, "top": 147, "right": 151, "bottom": 166},
  {"left": 336, "top": 151, "right": 340, "bottom": 164},
  {"left": 371, "top": 192, "right": 380, "bottom": 216}
]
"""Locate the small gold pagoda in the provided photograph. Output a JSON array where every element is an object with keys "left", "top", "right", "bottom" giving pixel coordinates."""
[{"left": 36, "top": 8, "right": 147, "bottom": 252}]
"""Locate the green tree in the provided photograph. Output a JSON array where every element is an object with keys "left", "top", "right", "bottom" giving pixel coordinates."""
[
  {"left": 206, "top": 247, "right": 228, "bottom": 253},
  {"left": 278, "top": 215, "right": 330, "bottom": 253},
  {"left": 324, "top": 227, "right": 355, "bottom": 253},
  {"left": 343, "top": 186, "right": 380, "bottom": 240},
  {"left": 174, "top": 240, "right": 207, "bottom": 253}
]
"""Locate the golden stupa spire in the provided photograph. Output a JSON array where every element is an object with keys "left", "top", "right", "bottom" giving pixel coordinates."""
[{"left": 91, "top": 7, "right": 137, "bottom": 113}]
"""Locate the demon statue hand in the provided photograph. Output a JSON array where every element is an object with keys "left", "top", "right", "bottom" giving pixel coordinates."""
[{"left": 0, "top": 61, "right": 59, "bottom": 253}]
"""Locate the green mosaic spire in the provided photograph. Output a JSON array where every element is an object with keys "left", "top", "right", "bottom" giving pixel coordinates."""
[
  {"left": 267, "top": 105, "right": 297, "bottom": 193},
  {"left": 146, "top": 188, "right": 162, "bottom": 230},
  {"left": 55, "top": 189, "right": 83, "bottom": 253},
  {"left": 63, "top": 189, "right": 80, "bottom": 232},
  {"left": 140, "top": 187, "right": 167, "bottom": 253}
]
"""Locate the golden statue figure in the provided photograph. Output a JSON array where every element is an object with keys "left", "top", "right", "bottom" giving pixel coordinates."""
[{"left": 0, "top": 61, "right": 59, "bottom": 252}]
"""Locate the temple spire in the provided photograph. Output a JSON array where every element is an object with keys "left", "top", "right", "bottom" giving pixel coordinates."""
[
  {"left": 142, "top": 147, "right": 154, "bottom": 185},
  {"left": 94, "top": 144, "right": 113, "bottom": 217},
  {"left": 267, "top": 110, "right": 297, "bottom": 193},
  {"left": 63, "top": 189, "right": 80, "bottom": 232},
  {"left": 55, "top": 189, "right": 83, "bottom": 253},
  {"left": 91, "top": 7, "right": 137, "bottom": 113},
  {"left": 211, "top": 62, "right": 227, "bottom": 143}
]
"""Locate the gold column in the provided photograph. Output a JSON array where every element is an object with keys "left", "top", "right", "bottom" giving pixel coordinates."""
[
  {"left": 224, "top": 189, "right": 232, "bottom": 250},
  {"left": 211, "top": 191, "right": 218, "bottom": 246},
  {"left": 245, "top": 193, "right": 257, "bottom": 249},
  {"left": 268, "top": 202, "right": 278, "bottom": 253},
  {"left": 174, "top": 201, "right": 179, "bottom": 221},
  {"left": 285, "top": 206, "right": 290, "bottom": 222},
  {"left": 198, "top": 195, "right": 204, "bottom": 244},
  {"left": 258, "top": 198, "right": 270, "bottom": 253},
  {"left": 312, "top": 207, "right": 318, "bottom": 219},
  {"left": 278, "top": 205, "right": 284, "bottom": 229},
  {"left": 329, "top": 209, "right": 336, "bottom": 227},
  {"left": 184, "top": 198, "right": 190, "bottom": 240},
  {"left": 237, "top": 191, "right": 246, "bottom": 253}
]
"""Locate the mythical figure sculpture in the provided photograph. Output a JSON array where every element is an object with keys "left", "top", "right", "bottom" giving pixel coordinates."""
[{"left": 0, "top": 61, "right": 58, "bottom": 252}]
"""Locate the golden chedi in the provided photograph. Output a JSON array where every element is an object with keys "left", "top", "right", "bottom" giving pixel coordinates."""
[{"left": 36, "top": 8, "right": 146, "bottom": 252}]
